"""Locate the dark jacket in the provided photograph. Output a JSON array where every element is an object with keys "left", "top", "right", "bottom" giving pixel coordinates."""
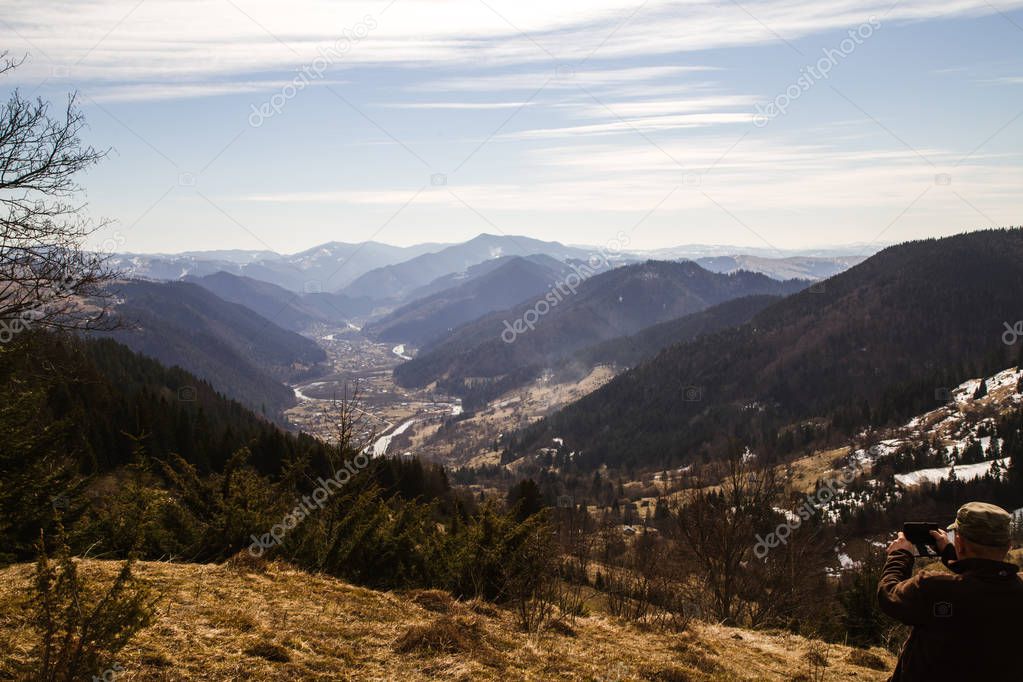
[{"left": 877, "top": 546, "right": 1023, "bottom": 681}]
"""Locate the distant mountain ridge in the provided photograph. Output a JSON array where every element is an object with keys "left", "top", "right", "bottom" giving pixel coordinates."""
[
  {"left": 107, "top": 236, "right": 870, "bottom": 302},
  {"left": 694, "top": 255, "right": 866, "bottom": 281},
  {"left": 185, "top": 271, "right": 375, "bottom": 330},
  {"left": 365, "top": 255, "right": 572, "bottom": 347},
  {"left": 108, "top": 240, "right": 448, "bottom": 292},
  {"left": 340, "top": 234, "right": 594, "bottom": 302},
  {"left": 394, "top": 260, "right": 808, "bottom": 407},
  {"left": 638, "top": 243, "right": 882, "bottom": 260}
]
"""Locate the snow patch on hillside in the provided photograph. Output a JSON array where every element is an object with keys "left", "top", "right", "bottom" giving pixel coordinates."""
[
  {"left": 894, "top": 457, "right": 1009, "bottom": 488},
  {"left": 850, "top": 367, "right": 1022, "bottom": 468}
]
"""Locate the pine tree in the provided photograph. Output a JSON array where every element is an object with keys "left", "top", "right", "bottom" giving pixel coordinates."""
[
  {"left": 838, "top": 548, "right": 890, "bottom": 646},
  {"left": 974, "top": 379, "right": 988, "bottom": 400},
  {"left": 961, "top": 440, "right": 984, "bottom": 465},
  {"left": 28, "top": 522, "right": 157, "bottom": 679},
  {"left": 988, "top": 437, "right": 1001, "bottom": 461},
  {"left": 507, "top": 479, "right": 544, "bottom": 522},
  {"left": 988, "top": 459, "right": 1003, "bottom": 481},
  {"left": 0, "top": 340, "right": 80, "bottom": 563}
]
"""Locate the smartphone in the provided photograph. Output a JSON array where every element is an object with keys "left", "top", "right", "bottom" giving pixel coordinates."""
[{"left": 903, "top": 522, "right": 940, "bottom": 557}]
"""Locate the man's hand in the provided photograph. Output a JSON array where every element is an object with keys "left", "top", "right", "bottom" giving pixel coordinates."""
[
  {"left": 887, "top": 531, "right": 915, "bottom": 554},
  {"left": 929, "top": 529, "right": 950, "bottom": 552}
]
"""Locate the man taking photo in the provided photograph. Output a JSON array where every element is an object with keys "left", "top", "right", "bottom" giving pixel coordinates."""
[{"left": 877, "top": 502, "right": 1023, "bottom": 680}]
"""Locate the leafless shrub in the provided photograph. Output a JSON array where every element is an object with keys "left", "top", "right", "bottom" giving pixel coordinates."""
[
  {"left": 880, "top": 621, "right": 911, "bottom": 655},
  {"left": 603, "top": 565, "right": 652, "bottom": 621},
  {"left": 503, "top": 520, "right": 560, "bottom": 633},
  {"left": 671, "top": 449, "right": 782, "bottom": 625},
  {"left": 600, "top": 529, "right": 691, "bottom": 632},
  {"left": 671, "top": 448, "right": 829, "bottom": 628},
  {"left": 554, "top": 504, "right": 597, "bottom": 618},
  {"left": 804, "top": 638, "right": 831, "bottom": 682}
]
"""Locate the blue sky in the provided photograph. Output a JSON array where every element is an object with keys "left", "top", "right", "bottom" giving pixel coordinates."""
[{"left": 2, "top": 0, "right": 1022, "bottom": 255}]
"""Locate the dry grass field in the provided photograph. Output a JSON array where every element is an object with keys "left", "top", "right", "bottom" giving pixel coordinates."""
[{"left": 0, "top": 558, "right": 894, "bottom": 681}]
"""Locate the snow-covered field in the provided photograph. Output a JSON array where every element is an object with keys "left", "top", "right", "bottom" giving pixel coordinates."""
[{"left": 894, "top": 457, "right": 1010, "bottom": 488}]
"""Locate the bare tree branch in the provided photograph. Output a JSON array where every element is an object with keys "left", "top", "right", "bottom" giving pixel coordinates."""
[{"left": 0, "top": 55, "right": 119, "bottom": 341}]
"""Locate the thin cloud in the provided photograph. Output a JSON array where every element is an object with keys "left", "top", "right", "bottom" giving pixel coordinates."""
[
  {"left": 978, "top": 76, "right": 1023, "bottom": 85},
  {"left": 6, "top": 0, "right": 1022, "bottom": 91},
  {"left": 414, "top": 66, "right": 718, "bottom": 93},
  {"left": 390, "top": 101, "right": 537, "bottom": 109},
  {"left": 508, "top": 113, "right": 752, "bottom": 139},
  {"left": 87, "top": 79, "right": 349, "bottom": 102}
]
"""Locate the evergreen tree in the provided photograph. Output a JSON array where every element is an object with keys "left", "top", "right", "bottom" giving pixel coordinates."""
[
  {"left": 0, "top": 339, "right": 81, "bottom": 564},
  {"left": 961, "top": 440, "right": 985, "bottom": 465},
  {"left": 988, "top": 437, "right": 1001, "bottom": 461},
  {"left": 974, "top": 379, "right": 988, "bottom": 400},
  {"left": 507, "top": 479, "right": 544, "bottom": 522},
  {"left": 838, "top": 548, "right": 891, "bottom": 646}
]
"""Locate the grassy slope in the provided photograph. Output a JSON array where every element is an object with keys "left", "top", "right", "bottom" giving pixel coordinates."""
[{"left": 0, "top": 559, "right": 893, "bottom": 681}]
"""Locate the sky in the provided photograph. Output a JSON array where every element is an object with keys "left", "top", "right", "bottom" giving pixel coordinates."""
[{"left": 1, "top": 0, "right": 1022, "bottom": 256}]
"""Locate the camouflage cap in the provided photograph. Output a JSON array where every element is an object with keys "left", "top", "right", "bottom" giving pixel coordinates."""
[{"left": 947, "top": 502, "right": 1012, "bottom": 547}]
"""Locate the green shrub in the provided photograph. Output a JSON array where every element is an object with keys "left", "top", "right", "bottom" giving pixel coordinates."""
[{"left": 27, "top": 524, "right": 157, "bottom": 681}]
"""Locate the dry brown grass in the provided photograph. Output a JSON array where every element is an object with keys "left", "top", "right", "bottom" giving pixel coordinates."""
[
  {"left": 404, "top": 589, "right": 457, "bottom": 614},
  {"left": 787, "top": 447, "right": 854, "bottom": 494},
  {"left": 845, "top": 648, "right": 889, "bottom": 671},
  {"left": 0, "top": 559, "right": 895, "bottom": 681},
  {"left": 393, "top": 614, "right": 490, "bottom": 655}
]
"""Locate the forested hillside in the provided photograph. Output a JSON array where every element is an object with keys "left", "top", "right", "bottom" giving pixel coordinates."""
[
  {"left": 571, "top": 294, "right": 780, "bottom": 371},
  {"left": 103, "top": 280, "right": 326, "bottom": 418},
  {"left": 366, "top": 256, "right": 569, "bottom": 347},
  {"left": 512, "top": 229, "right": 1023, "bottom": 474},
  {"left": 1, "top": 332, "right": 325, "bottom": 475},
  {"left": 186, "top": 271, "right": 374, "bottom": 330},
  {"left": 395, "top": 261, "right": 806, "bottom": 408},
  {"left": 0, "top": 328, "right": 575, "bottom": 599}
]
